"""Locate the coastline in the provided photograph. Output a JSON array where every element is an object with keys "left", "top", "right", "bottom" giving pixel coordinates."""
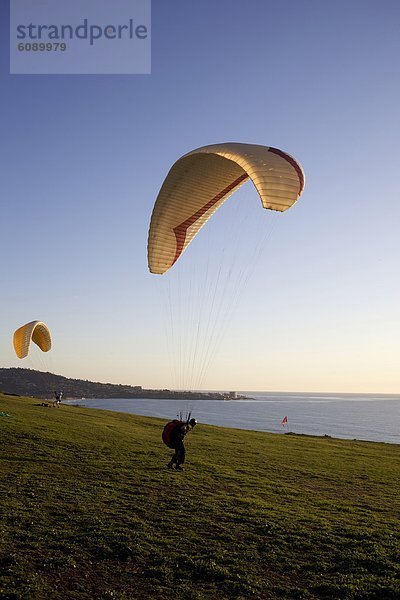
[{"left": 63, "top": 395, "right": 400, "bottom": 445}]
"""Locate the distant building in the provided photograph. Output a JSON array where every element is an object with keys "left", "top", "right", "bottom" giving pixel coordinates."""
[{"left": 229, "top": 391, "right": 236, "bottom": 399}]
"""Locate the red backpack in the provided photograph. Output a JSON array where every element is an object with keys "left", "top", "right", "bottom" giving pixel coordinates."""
[{"left": 162, "top": 420, "right": 183, "bottom": 449}]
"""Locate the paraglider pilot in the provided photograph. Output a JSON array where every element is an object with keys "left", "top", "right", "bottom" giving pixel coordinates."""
[
  {"left": 163, "top": 418, "right": 197, "bottom": 471},
  {"left": 53, "top": 391, "right": 62, "bottom": 408}
]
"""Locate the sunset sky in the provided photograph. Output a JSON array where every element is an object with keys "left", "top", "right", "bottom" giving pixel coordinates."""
[{"left": 1, "top": 0, "right": 399, "bottom": 392}]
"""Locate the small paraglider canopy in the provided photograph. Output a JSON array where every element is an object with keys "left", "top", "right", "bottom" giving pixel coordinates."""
[
  {"left": 13, "top": 321, "right": 52, "bottom": 359},
  {"left": 148, "top": 142, "right": 305, "bottom": 274}
]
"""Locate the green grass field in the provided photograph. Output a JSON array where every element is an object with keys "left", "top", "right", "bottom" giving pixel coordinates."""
[{"left": 0, "top": 393, "right": 399, "bottom": 599}]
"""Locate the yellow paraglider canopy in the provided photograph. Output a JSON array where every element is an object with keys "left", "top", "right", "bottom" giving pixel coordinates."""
[
  {"left": 148, "top": 142, "right": 305, "bottom": 274},
  {"left": 13, "top": 321, "right": 52, "bottom": 359}
]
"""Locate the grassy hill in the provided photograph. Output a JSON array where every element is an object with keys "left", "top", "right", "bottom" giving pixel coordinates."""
[{"left": 0, "top": 393, "right": 399, "bottom": 599}]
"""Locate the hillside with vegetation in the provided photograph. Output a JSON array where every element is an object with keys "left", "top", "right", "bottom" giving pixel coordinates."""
[
  {"left": 0, "top": 368, "right": 243, "bottom": 401},
  {"left": 0, "top": 393, "right": 399, "bottom": 599}
]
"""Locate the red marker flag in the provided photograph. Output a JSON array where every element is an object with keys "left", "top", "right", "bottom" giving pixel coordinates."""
[{"left": 281, "top": 415, "right": 288, "bottom": 426}]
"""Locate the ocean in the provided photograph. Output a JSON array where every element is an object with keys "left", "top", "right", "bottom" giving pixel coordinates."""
[{"left": 64, "top": 391, "right": 400, "bottom": 445}]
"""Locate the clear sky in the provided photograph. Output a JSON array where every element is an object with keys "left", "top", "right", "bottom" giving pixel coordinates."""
[{"left": 1, "top": 0, "right": 399, "bottom": 393}]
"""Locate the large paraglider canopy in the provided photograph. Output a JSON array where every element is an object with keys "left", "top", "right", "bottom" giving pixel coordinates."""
[
  {"left": 13, "top": 321, "right": 52, "bottom": 359},
  {"left": 148, "top": 142, "right": 305, "bottom": 275}
]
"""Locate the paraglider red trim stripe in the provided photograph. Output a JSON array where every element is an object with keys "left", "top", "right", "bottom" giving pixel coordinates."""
[
  {"left": 268, "top": 147, "right": 305, "bottom": 196},
  {"left": 172, "top": 172, "right": 249, "bottom": 265}
]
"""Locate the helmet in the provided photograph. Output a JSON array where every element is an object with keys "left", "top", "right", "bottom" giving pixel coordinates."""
[{"left": 189, "top": 418, "right": 197, "bottom": 427}]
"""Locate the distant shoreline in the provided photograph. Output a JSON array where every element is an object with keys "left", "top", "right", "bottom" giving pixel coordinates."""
[
  {"left": 66, "top": 393, "right": 253, "bottom": 401},
  {"left": 0, "top": 368, "right": 253, "bottom": 401}
]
